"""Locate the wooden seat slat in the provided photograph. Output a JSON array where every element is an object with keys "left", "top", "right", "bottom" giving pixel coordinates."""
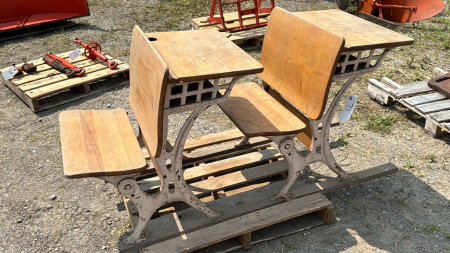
[
  {"left": 219, "top": 82, "right": 306, "bottom": 137},
  {"left": 60, "top": 109, "right": 147, "bottom": 178}
]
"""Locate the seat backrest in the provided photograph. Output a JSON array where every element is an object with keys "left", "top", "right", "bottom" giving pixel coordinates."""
[
  {"left": 259, "top": 7, "right": 345, "bottom": 120},
  {"left": 129, "top": 25, "right": 169, "bottom": 158}
]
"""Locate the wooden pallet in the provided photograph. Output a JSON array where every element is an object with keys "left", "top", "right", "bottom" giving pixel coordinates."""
[
  {"left": 120, "top": 128, "right": 399, "bottom": 253},
  {"left": 367, "top": 67, "right": 450, "bottom": 137},
  {"left": 0, "top": 51, "right": 129, "bottom": 112},
  {"left": 191, "top": 12, "right": 269, "bottom": 50}
]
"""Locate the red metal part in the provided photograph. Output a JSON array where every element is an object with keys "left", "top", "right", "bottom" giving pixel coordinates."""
[
  {"left": 358, "top": 0, "right": 445, "bottom": 23},
  {"left": 74, "top": 38, "right": 118, "bottom": 70},
  {"left": 45, "top": 52, "right": 85, "bottom": 77},
  {"left": 207, "top": 0, "right": 275, "bottom": 32},
  {"left": 0, "top": 0, "right": 89, "bottom": 33}
]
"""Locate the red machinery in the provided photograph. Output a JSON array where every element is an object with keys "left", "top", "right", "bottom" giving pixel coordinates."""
[
  {"left": 207, "top": 0, "right": 275, "bottom": 32},
  {"left": 74, "top": 38, "right": 118, "bottom": 70},
  {"left": 357, "top": 0, "right": 445, "bottom": 23},
  {"left": 43, "top": 53, "right": 85, "bottom": 77},
  {"left": 0, "top": 0, "right": 89, "bottom": 33}
]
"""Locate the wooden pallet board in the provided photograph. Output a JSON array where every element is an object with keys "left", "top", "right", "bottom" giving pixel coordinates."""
[
  {"left": 121, "top": 161, "right": 397, "bottom": 252},
  {"left": 191, "top": 12, "right": 269, "bottom": 50},
  {"left": 367, "top": 67, "right": 450, "bottom": 137},
  {"left": 137, "top": 193, "right": 332, "bottom": 253},
  {"left": 1, "top": 51, "right": 129, "bottom": 112}
]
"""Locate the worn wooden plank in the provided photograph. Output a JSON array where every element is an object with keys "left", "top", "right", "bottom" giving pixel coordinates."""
[
  {"left": 139, "top": 138, "right": 272, "bottom": 178},
  {"left": 424, "top": 118, "right": 448, "bottom": 137},
  {"left": 138, "top": 149, "right": 281, "bottom": 192},
  {"left": 429, "top": 110, "right": 450, "bottom": 122},
  {"left": 402, "top": 92, "right": 446, "bottom": 106},
  {"left": 415, "top": 100, "right": 450, "bottom": 114},
  {"left": 13, "top": 56, "right": 117, "bottom": 86},
  {"left": 26, "top": 63, "right": 129, "bottom": 99},
  {"left": 390, "top": 81, "right": 432, "bottom": 99},
  {"left": 381, "top": 77, "right": 403, "bottom": 89},
  {"left": 139, "top": 193, "right": 331, "bottom": 253},
  {"left": 0, "top": 52, "right": 71, "bottom": 73},
  {"left": 228, "top": 26, "right": 267, "bottom": 42},
  {"left": 184, "top": 128, "right": 243, "bottom": 152},
  {"left": 367, "top": 82, "right": 394, "bottom": 105},
  {"left": 432, "top": 67, "right": 448, "bottom": 78},
  {"left": 118, "top": 163, "right": 398, "bottom": 252},
  {"left": 193, "top": 15, "right": 269, "bottom": 32},
  {"left": 37, "top": 75, "right": 129, "bottom": 112},
  {"left": 369, "top": 78, "right": 393, "bottom": 93},
  {"left": 443, "top": 123, "right": 450, "bottom": 131},
  {"left": 192, "top": 212, "right": 325, "bottom": 253},
  {"left": 19, "top": 59, "right": 122, "bottom": 92},
  {"left": 192, "top": 12, "right": 270, "bottom": 28}
]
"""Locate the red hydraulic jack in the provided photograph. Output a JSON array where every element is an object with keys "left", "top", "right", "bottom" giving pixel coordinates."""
[
  {"left": 43, "top": 52, "right": 85, "bottom": 77},
  {"left": 74, "top": 38, "right": 118, "bottom": 69},
  {"left": 207, "top": 0, "right": 275, "bottom": 32}
]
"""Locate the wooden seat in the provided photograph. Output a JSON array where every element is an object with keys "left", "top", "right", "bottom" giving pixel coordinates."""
[
  {"left": 219, "top": 7, "right": 344, "bottom": 142},
  {"left": 60, "top": 109, "right": 147, "bottom": 179},
  {"left": 219, "top": 82, "right": 306, "bottom": 137}
]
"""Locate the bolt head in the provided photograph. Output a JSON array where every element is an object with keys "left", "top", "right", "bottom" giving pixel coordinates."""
[{"left": 285, "top": 144, "right": 290, "bottom": 149}]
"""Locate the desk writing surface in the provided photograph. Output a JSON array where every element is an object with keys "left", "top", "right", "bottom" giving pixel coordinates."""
[
  {"left": 294, "top": 9, "right": 414, "bottom": 51},
  {"left": 145, "top": 30, "right": 263, "bottom": 83}
]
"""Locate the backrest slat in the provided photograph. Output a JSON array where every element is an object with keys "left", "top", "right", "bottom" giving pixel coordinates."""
[
  {"left": 259, "top": 7, "right": 345, "bottom": 120},
  {"left": 129, "top": 26, "right": 169, "bottom": 158}
]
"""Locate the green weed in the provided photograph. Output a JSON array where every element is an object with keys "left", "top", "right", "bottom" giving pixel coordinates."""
[{"left": 362, "top": 115, "right": 396, "bottom": 134}]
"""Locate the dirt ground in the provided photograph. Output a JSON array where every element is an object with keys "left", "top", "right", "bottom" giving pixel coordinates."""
[{"left": 1, "top": 0, "right": 450, "bottom": 252}]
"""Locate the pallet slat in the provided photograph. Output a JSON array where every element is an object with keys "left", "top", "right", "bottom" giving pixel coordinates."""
[
  {"left": 12, "top": 55, "right": 116, "bottom": 86},
  {"left": 20, "top": 59, "right": 122, "bottom": 92},
  {"left": 118, "top": 163, "right": 398, "bottom": 252},
  {"left": 26, "top": 63, "right": 129, "bottom": 98},
  {"left": 2, "top": 50, "right": 129, "bottom": 112},
  {"left": 402, "top": 92, "right": 446, "bottom": 106},
  {"left": 138, "top": 148, "right": 281, "bottom": 192},
  {"left": 390, "top": 81, "right": 432, "bottom": 98},
  {"left": 367, "top": 70, "right": 450, "bottom": 137},
  {"left": 415, "top": 100, "right": 450, "bottom": 114},
  {"left": 142, "top": 193, "right": 331, "bottom": 253},
  {"left": 428, "top": 110, "right": 450, "bottom": 122}
]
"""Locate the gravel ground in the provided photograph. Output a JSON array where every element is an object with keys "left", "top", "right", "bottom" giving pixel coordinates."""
[{"left": 1, "top": 0, "right": 450, "bottom": 252}]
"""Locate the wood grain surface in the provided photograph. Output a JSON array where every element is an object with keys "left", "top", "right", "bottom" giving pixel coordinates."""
[
  {"left": 129, "top": 25, "right": 169, "bottom": 158},
  {"left": 144, "top": 29, "right": 263, "bottom": 83},
  {"left": 219, "top": 82, "right": 306, "bottom": 137},
  {"left": 259, "top": 7, "right": 345, "bottom": 120},
  {"left": 294, "top": 9, "right": 414, "bottom": 51},
  {"left": 60, "top": 109, "right": 146, "bottom": 178}
]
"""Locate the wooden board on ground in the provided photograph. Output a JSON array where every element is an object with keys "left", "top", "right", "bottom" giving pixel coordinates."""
[
  {"left": 139, "top": 193, "right": 332, "bottom": 253},
  {"left": 0, "top": 51, "right": 129, "bottom": 112},
  {"left": 367, "top": 67, "right": 450, "bottom": 137},
  {"left": 121, "top": 161, "right": 397, "bottom": 253}
]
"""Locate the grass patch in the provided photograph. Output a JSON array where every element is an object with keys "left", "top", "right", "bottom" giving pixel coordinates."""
[
  {"left": 362, "top": 115, "right": 396, "bottom": 134},
  {"left": 423, "top": 224, "right": 440, "bottom": 234}
]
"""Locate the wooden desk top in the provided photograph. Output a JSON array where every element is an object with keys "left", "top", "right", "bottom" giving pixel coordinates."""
[
  {"left": 145, "top": 30, "right": 263, "bottom": 83},
  {"left": 294, "top": 9, "right": 414, "bottom": 51}
]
